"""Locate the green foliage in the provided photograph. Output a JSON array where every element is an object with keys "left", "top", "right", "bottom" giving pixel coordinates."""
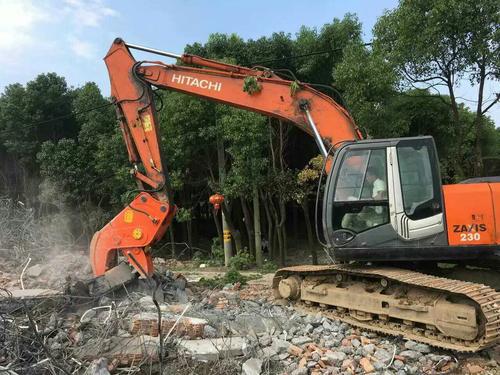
[
  {"left": 373, "top": 0, "right": 499, "bottom": 177},
  {"left": 334, "top": 43, "right": 402, "bottom": 138},
  {"left": 294, "top": 155, "right": 324, "bottom": 204},
  {"left": 198, "top": 269, "right": 249, "bottom": 289},
  {"left": 218, "top": 107, "right": 269, "bottom": 197},
  {"left": 289, "top": 81, "right": 301, "bottom": 97},
  {"left": 205, "top": 237, "right": 225, "bottom": 267},
  {"left": 374, "top": 0, "right": 499, "bottom": 87},
  {"left": 224, "top": 268, "right": 249, "bottom": 284},
  {"left": 228, "top": 249, "right": 253, "bottom": 270},
  {"left": 295, "top": 14, "right": 363, "bottom": 82},
  {"left": 0, "top": 74, "right": 77, "bottom": 169},
  {"left": 175, "top": 207, "right": 192, "bottom": 223},
  {"left": 260, "top": 261, "right": 278, "bottom": 273},
  {"left": 242, "top": 77, "right": 262, "bottom": 95},
  {"left": 35, "top": 82, "right": 131, "bottom": 209}
]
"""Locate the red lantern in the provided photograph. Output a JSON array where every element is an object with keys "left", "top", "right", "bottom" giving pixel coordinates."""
[{"left": 209, "top": 193, "right": 225, "bottom": 213}]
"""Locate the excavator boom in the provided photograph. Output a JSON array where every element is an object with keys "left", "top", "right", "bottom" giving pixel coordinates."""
[{"left": 90, "top": 38, "right": 360, "bottom": 279}]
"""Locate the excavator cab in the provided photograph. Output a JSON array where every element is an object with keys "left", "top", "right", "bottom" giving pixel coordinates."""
[{"left": 324, "top": 136, "right": 447, "bottom": 261}]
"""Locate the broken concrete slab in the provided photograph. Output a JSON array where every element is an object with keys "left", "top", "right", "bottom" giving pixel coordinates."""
[
  {"left": 77, "top": 335, "right": 159, "bottom": 364},
  {"left": 178, "top": 336, "right": 247, "bottom": 361},
  {"left": 8, "top": 288, "right": 61, "bottom": 298},
  {"left": 0, "top": 288, "right": 64, "bottom": 312},
  {"left": 229, "top": 313, "right": 281, "bottom": 335}
]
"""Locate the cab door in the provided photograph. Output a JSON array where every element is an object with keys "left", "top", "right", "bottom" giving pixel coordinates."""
[
  {"left": 325, "top": 143, "right": 394, "bottom": 246},
  {"left": 389, "top": 138, "right": 444, "bottom": 240}
]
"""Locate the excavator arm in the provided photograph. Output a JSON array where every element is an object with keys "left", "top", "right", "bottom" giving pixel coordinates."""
[{"left": 90, "top": 38, "right": 361, "bottom": 278}]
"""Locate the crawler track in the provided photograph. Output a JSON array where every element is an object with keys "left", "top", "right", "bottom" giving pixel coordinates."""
[{"left": 273, "top": 265, "right": 500, "bottom": 352}]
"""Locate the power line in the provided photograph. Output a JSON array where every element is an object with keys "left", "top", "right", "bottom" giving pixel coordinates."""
[
  {"left": 250, "top": 42, "right": 372, "bottom": 66},
  {"left": 24, "top": 101, "right": 114, "bottom": 127}
]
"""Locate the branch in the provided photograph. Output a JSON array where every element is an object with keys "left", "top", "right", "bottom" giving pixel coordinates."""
[
  {"left": 402, "top": 65, "right": 448, "bottom": 84},
  {"left": 396, "top": 91, "right": 450, "bottom": 106},
  {"left": 481, "top": 93, "right": 500, "bottom": 115}
]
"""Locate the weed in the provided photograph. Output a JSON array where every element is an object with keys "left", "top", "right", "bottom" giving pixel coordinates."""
[
  {"left": 242, "top": 76, "right": 262, "bottom": 95},
  {"left": 228, "top": 249, "right": 253, "bottom": 270},
  {"left": 198, "top": 269, "right": 249, "bottom": 289},
  {"left": 260, "top": 261, "right": 278, "bottom": 273}
]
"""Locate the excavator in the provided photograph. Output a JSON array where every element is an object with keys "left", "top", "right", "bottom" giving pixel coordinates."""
[{"left": 89, "top": 38, "right": 500, "bottom": 352}]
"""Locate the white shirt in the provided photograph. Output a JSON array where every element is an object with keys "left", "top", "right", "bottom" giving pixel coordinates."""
[
  {"left": 372, "top": 178, "right": 386, "bottom": 199},
  {"left": 372, "top": 178, "right": 386, "bottom": 215}
]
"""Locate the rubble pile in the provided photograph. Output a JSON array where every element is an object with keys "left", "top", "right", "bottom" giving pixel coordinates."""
[
  {"left": 0, "top": 250, "right": 92, "bottom": 291},
  {"left": 0, "top": 260, "right": 499, "bottom": 374},
  {"left": 182, "top": 283, "right": 498, "bottom": 375}
]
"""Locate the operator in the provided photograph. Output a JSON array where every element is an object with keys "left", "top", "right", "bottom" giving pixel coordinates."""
[
  {"left": 365, "top": 167, "right": 387, "bottom": 200},
  {"left": 340, "top": 166, "right": 388, "bottom": 233},
  {"left": 363, "top": 166, "right": 387, "bottom": 228}
]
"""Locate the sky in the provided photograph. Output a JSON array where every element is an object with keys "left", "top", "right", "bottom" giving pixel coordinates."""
[{"left": 0, "top": 0, "right": 498, "bottom": 125}]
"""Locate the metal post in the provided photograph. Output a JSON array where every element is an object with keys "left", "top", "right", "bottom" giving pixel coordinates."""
[
  {"left": 125, "top": 42, "right": 182, "bottom": 59},
  {"left": 222, "top": 213, "right": 232, "bottom": 267},
  {"left": 303, "top": 108, "right": 328, "bottom": 157}
]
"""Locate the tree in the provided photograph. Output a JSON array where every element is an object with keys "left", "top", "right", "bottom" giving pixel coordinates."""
[
  {"left": 295, "top": 14, "right": 363, "bottom": 84},
  {"left": 374, "top": 0, "right": 499, "bottom": 177},
  {"left": 158, "top": 91, "right": 218, "bottom": 254},
  {"left": 219, "top": 108, "right": 268, "bottom": 266},
  {"left": 0, "top": 74, "right": 78, "bottom": 201},
  {"left": 335, "top": 41, "right": 498, "bottom": 181},
  {"left": 294, "top": 155, "right": 325, "bottom": 264},
  {"left": 334, "top": 43, "right": 403, "bottom": 138}
]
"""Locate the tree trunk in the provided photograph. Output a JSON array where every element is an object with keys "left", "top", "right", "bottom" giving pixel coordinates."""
[
  {"left": 277, "top": 120, "right": 287, "bottom": 266},
  {"left": 473, "top": 61, "right": 486, "bottom": 177},
  {"left": 262, "top": 192, "right": 274, "bottom": 259},
  {"left": 240, "top": 196, "right": 255, "bottom": 255},
  {"left": 217, "top": 129, "right": 233, "bottom": 265},
  {"left": 441, "top": 73, "right": 466, "bottom": 179},
  {"left": 169, "top": 225, "right": 176, "bottom": 258},
  {"left": 279, "top": 199, "right": 287, "bottom": 266},
  {"left": 186, "top": 219, "right": 193, "bottom": 257},
  {"left": 212, "top": 208, "right": 223, "bottom": 249},
  {"left": 301, "top": 199, "right": 317, "bottom": 265},
  {"left": 221, "top": 203, "right": 243, "bottom": 253},
  {"left": 269, "top": 196, "right": 285, "bottom": 266},
  {"left": 253, "top": 187, "right": 262, "bottom": 267},
  {"left": 292, "top": 204, "right": 299, "bottom": 242}
]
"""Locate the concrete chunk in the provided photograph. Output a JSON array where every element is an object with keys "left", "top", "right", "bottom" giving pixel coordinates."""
[
  {"left": 77, "top": 335, "right": 159, "bottom": 364},
  {"left": 242, "top": 357, "right": 263, "bottom": 375},
  {"left": 130, "top": 312, "right": 206, "bottom": 338},
  {"left": 178, "top": 337, "right": 246, "bottom": 361},
  {"left": 8, "top": 288, "right": 61, "bottom": 298},
  {"left": 26, "top": 264, "right": 44, "bottom": 277},
  {"left": 230, "top": 314, "right": 281, "bottom": 335},
  {"left": 1, "top": 288, "right": 63, "bottom": 312}
]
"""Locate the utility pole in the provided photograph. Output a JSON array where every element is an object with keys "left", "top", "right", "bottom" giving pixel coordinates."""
[
  {"left": 217, "top": 134, "right": 232, "bottom": 267},
  {"left": 222, "top": 212, "right": 232, "bottom": 267}
]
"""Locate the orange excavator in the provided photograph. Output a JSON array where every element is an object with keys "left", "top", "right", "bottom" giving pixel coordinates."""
[{"left": 90, "top": 38, "right": 500, "bottom": 351}]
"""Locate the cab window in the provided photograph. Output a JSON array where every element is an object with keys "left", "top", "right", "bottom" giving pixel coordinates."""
[
  {"left": 397, "top": 140, "right": 442, "bottom": 220},
  {"left": 332, "top": 148, "right": 389, "bottom": 233}
]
